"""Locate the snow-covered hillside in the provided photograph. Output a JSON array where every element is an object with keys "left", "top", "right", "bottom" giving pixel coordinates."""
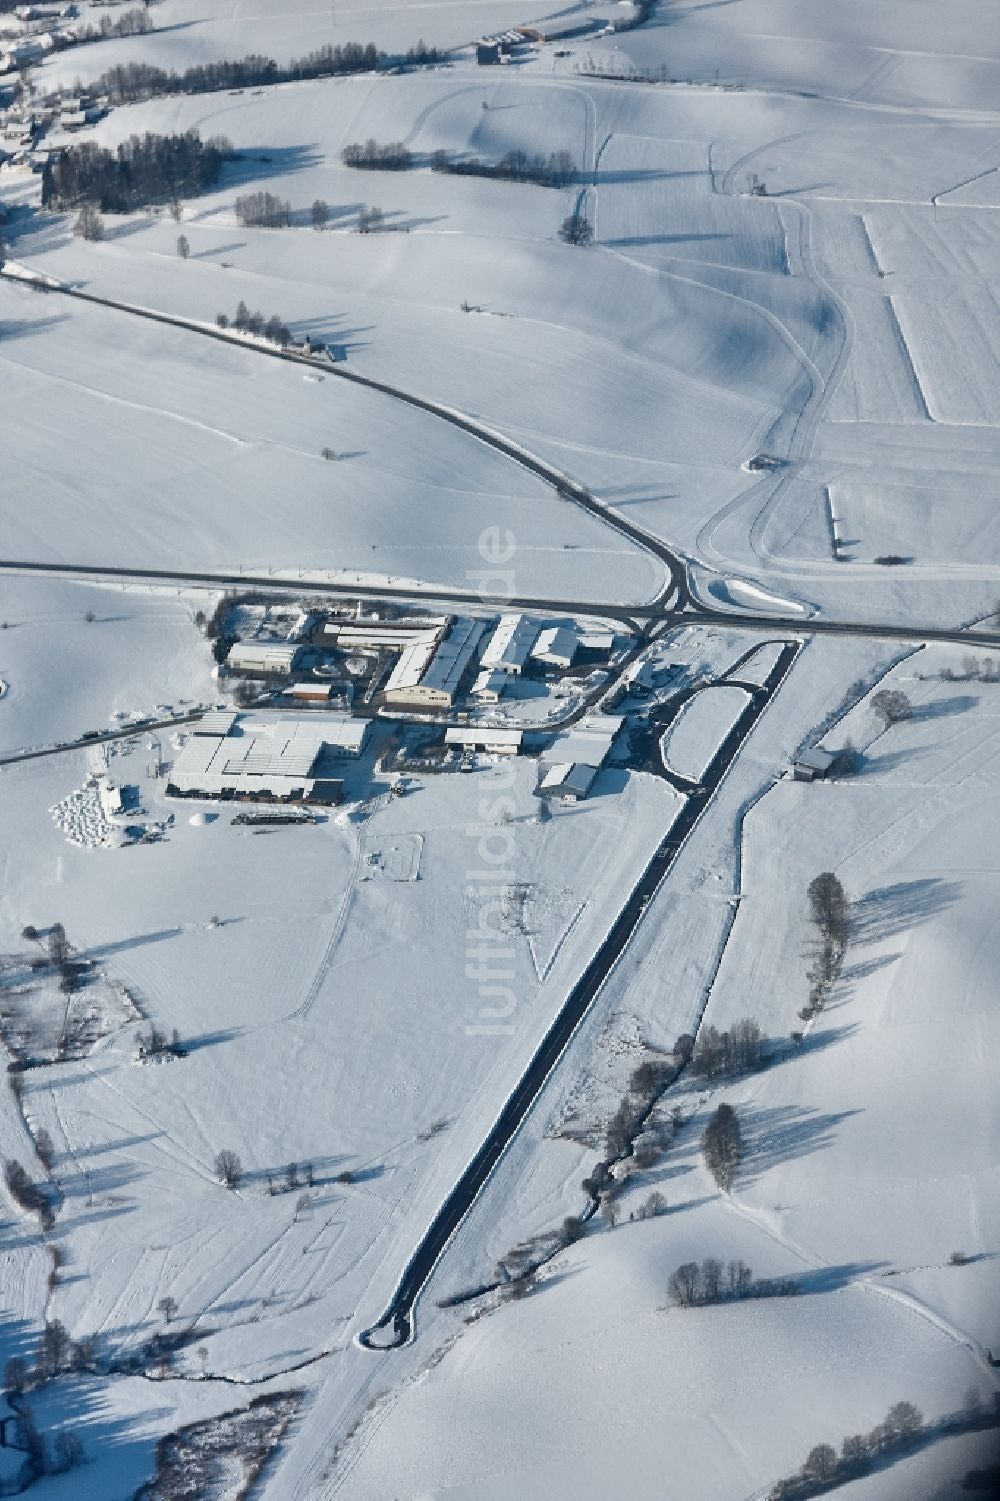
[{"left": 1, "top": 0, "right": 998, "bottom": 1496}]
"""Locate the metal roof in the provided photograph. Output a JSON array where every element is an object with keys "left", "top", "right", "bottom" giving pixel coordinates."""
[
  {"left": 480, "top": 613, "right": 539, "bottom": 672},
  {"left": 445, "top": 727, "right": 522, "bottom": 748}
]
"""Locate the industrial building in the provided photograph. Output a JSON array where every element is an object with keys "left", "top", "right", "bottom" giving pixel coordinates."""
[
  {"left": 283, "top": 682, "right": 337, "bottom": 704},
  {"left": 470, "top": 668, "right": 507, "bottom": 703},
  {"left": 480, "top": 613, "right": 539, "bottom": 676},
  {"left": 384, "top": 617, "right": 485, "bottom": 709},
  {"left": 226, "top": 640, "right": 305, "bottom": 676},
  {"left": 537, "top": 763, "right": 597, "bottom": 802},
  {"left": 166, "top": 715, "right": 364, "bottom": 804},
  {"left": 444, "top": 727, "right": 522, "bottom": 757},
  {"left": 531, "top": 625, "right": 578, "bottom": 669},
  {"left": 536, "top": 713, "right": 624, "bottom": 803},
  {"left": 322, "top": 617, "right": 448, "bottom": 653},
  {"left": 541, "top": 713, "right": 624, "bottom": 769}
]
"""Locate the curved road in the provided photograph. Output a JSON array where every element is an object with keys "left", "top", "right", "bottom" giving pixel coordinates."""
[{"left": 0, "top": 268, "right": 687, "bottom": 612}]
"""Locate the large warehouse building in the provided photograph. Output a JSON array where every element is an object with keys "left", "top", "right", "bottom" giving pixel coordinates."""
[
  {"left": 167, "top": 714, "right": 369, "bottom": 805},
  {"left": 383, "top": 617, "right": 485, "bottom": 709}
]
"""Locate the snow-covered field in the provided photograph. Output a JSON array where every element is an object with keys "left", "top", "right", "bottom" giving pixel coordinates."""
[
  {"left": 1, "top": 0, "right": 999, "bottom": 1495},
  {"left": 338, "top": 639, "right": 1000, "bottom": 1501},
  {"left": 7, "top": 33, "right": 998, "bottom": 621}
]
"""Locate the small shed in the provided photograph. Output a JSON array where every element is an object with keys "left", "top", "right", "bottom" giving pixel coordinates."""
[{"left": 792, "top": 747, "right": 835, "bottom": 782}]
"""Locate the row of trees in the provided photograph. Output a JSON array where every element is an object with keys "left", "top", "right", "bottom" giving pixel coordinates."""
[
  {"left": 79, "top": 6, "right": 152, "bottom": 40},
  {"left": 702, "top": 1102, "right": 742, "bottom": 1189},
  {"left": 342, "top": 139, "right": 412, "bottom": 171},
  {"left": 5, "top": 1159, "right": 54, "bottom": 1231},
  {"left": 88, "top": 42, "right": 384, "bottom": 107},
  {"left": 43, "top": 131, "right": 232, "bottom": 212},
  {"left": 769, "top": 1401, "right": 926, "bottom": 1498},
  {"left": 233, "top": 190, "right": 291, "bottom": 228},
  {"left": 667, "top": 1255, "right": 799, "bottom": 1307},
  {"left": 216, "top": 301, "right": 292, "bottom": 346},
  {"left": 801, "top": 872, "right": 849, "bottom": 1023},
  {"left": 135, "top": 1024, "right": 185, "bottom": 1062},
  {"left": 691, "top": 1016, "right": 764, "bottom": 1078},
  {"left": 214, "top": 1151, "right": 320, "bottom": 1193},
  {"left": 430, "top": 148, "right": 576, "bottom": 188}
]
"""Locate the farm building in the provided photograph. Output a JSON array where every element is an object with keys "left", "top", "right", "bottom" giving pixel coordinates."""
[
  {"left": 532, "top": 625, "right": 578, "bottom": 669},
  {"left": 444, "top": 727, "right": 522, "bottom": 757},
  {"left": 480, "top": 613, "right": 539, "bottom": 676},
  {"left": 792, "top": 747, "right": 836, "bottom": 782},
  {"left": 384, "top": 617, "right": 485, "bottom": 709},
  {"left": 226, "top": 640, "right": 305, "bottom": 676},
  {"left": 283, "top": 682, "right": 337, "bottom": 704}
]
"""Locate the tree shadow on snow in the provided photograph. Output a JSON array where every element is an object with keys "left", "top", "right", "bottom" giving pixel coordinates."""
[
  {"left": 738, "top": 1104, "right": 862, "bottom": 1185},
  {"left": 911, "top": 693, "right": 978, "bottom": 721},
  {"left": 851, "top": 878, "right": 963, "bottom": 946},
  {"left": 793, "top": 1259, "right": 888, "bottom": 1293},
  {"left": 221, "top": 145, "right": 324, "bottom": 190}
]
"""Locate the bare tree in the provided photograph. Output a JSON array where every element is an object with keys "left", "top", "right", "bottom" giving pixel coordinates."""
[
  {"left": 73, "top": 204, "right": 105, "bottom": 241},
  {"left": 157, "top": 1295, "right": 178, "bottom": 1322},
  {"left": 871, "top": 688, "right": 912, "bottom": 728},
  {"left": 47, "top": 923, "right": 70, "bottom": 968},
  {"left": 169, "top": 198, "right": 183, "bottom": 222},
  {"left": 357, "top": 204, "right": 384, "bottom": 234},
  {"left": 801, "top": 1443, "right": 838, "bottom": 1484},
  {"left": 34, "top": 1128, "right": 55, "bottom": 1172},
  {"left": 311, "top": 198, "right": 330, "bottom": 230},
  {"left": 884, "top": 1401, "right": 923, "bottom": 1441},
  {"left": 176, "top": 234, "right": 190, "bottom": 259},
  {"left": 558, "top": 209, "right": 593, "bottom": 246},
  {"left": 214, "top": 1149, "right": 242, "bottom": 1189},
  {"left": 52, "top": 1429, "right": 84, "bottom": 1473},
  {"left": 702, "top": 1103, "right": 742, "bottom": 1190},
  {"left": 667, "top": 1261, "right": 702, "bottom": 1306},
  {"left": 4, "top": 1356, "right": 29, "bottom": 1398}
]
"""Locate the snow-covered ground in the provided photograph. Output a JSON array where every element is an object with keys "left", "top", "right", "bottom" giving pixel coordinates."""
[
  {"left": 337, "top": 638, "right": 1000, "bottom": 1501},
  {"left": 1, "top": 0, "right": 999, "bottom": 1495}
]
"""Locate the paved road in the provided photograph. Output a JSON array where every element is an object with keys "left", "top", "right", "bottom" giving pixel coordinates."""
[
  {"left": 3, "top": 558, "right": 999, "bottom": 651},
  {"left": 0, "top": 712, "right": 204, "bottom": 768},
  {"left": 359, "top": 639, "right": 799, "bottom": 1349}
]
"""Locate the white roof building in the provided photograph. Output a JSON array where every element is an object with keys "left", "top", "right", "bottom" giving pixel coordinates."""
[
  {"left": 538, "top": 762, "right": 597, "bottom": 800},
  {"left": 480, "top": 613, "right": 539, "bottom": 675},
  {"left": 324, "top": 618, "right": 447, "bottom": 652},
  {"left": 384, "top": 617, "right": 485, "bottom": 708},
  {"left": 531, "top": 625, "right": 577, "bottom": 669},
  {"left": 168, "top": 715, "right": 359, "bottom": 802},
  {"left": 541, "top": 713, "right": 624, "bottom": 768},
  {"left": 445, "top": 727, "right": 522, "bottom": 755},
  {"left": 471, "top": 668, "right": 507, "bottom": 702},
  {"left": 226, "top": 640, "right": 304, "bottom": 675},
  {"left": 579, "top": 630, "right": 616, "bottom": 653},
  {"left": 792, "top": 747, "right": 836, "bottom": 781},
  {"left": 193, "top": 709, "right": 238, "bottom": 737}
]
